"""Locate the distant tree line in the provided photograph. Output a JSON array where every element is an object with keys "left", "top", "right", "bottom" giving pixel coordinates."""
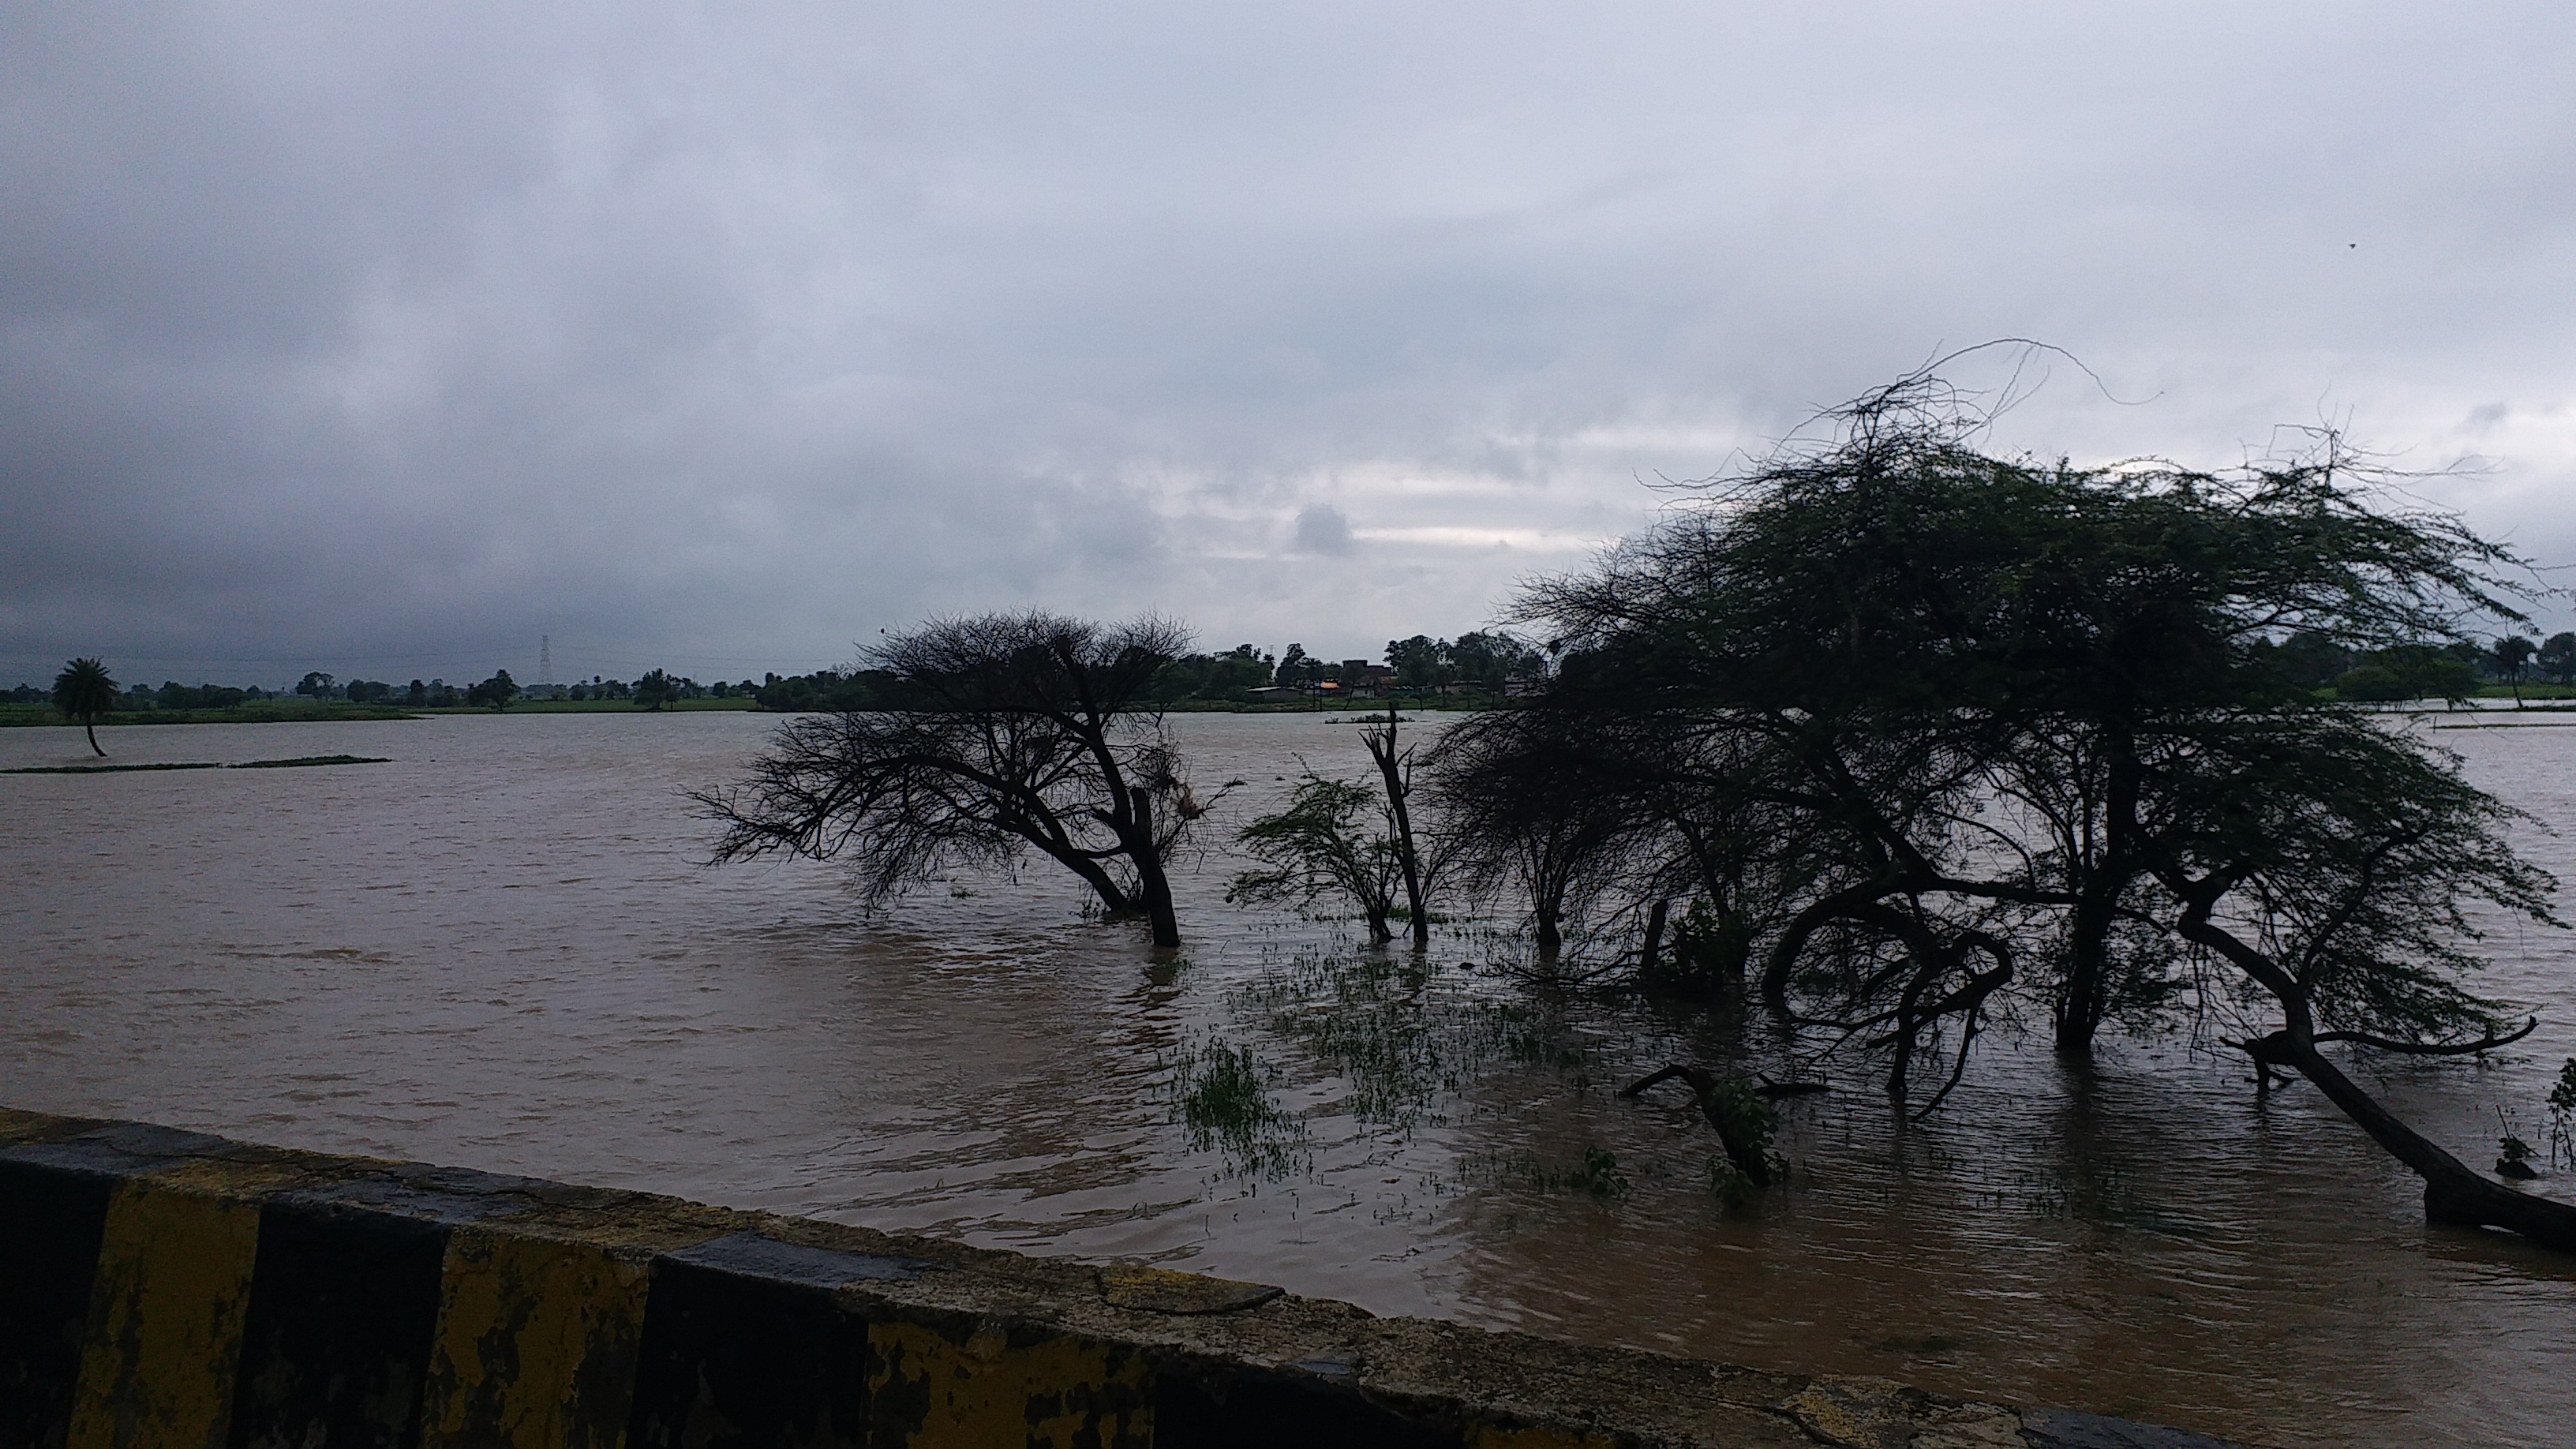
[
  {"left": 737, "top": 631, "right": 1550, "bottom": 714},
  {"left": 2264, "top": 629, "right": 2576, "bottom": 705},
  {"left": 564, "top": 672, "right": 758, "bottom": 706},
  {"left": 4, "top": 678, "right": 279, "bottom": 710}
]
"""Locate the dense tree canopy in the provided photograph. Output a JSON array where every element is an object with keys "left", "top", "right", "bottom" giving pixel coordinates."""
[
  {"left": 699, "top": 612, "right": 1204, "bottom": 946},
  {"left": 466, "top": 670, "right": 520, "bottom": 711},
  {"left": 2540, "top": 631, "right": 2576, "bottom": 687},
  {"left": 1436, "top": 375, "right": 2571, "bottom": 1245}
]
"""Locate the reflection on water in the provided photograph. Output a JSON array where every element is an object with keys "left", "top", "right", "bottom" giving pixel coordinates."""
[{"left": 4, "top": 710, "right": 2574, "bottom": 1447}]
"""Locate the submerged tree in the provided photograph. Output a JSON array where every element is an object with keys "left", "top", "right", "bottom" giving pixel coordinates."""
[
  {"left": 696, "top": 612, "right": 1202, "bottom": 946},
  {"left": 1229, "top": 776, "right": 1410, "bottom": 943},
  {"left": 1359, "top": 702, "right": 1433, "bottom": 948},
  {"left": 2148, "top": 706, "right": 2568, "bottom": 1245},
  {"left": 1462, "top": 364, "right": 2575, "bottom": 1244},
  {"left": 53, "top": 657, "right": 116, "bottom": 756},
  {"left": 1428, "top": 704, "right": 1654, "bottom": 970}
]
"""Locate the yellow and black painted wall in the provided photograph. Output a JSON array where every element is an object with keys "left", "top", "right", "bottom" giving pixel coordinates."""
[{"left": 0, "top": 1108, "right": 2236, "bottom": 1449}]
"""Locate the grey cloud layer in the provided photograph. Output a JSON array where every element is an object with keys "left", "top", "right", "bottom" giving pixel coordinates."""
[{"left": 6, "top": 2, "right": 2573, "bottom": 685}]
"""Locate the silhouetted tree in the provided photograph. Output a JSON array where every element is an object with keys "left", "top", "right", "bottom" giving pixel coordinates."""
[
  {"left": 633, "top": 669, "right": 678, "bottom": 710},
  {"left": 698, "top": 612, "right": 1204, "bottom": 946},
  {"left": 1447, "top": 630, "right": 1546, "bottom": 690},
  {"left": 1429, "top": 706, "right": 1649, "bottom": 969},
  {"left": 1477, "top": 366, "right": 2571, "bottom": 1246},
  {"left": 53, "top": 657, "right": 116, "bottom": 756},
  {"left": 1361, "top": 702, "right": 1433, "bottom": 947},
  {"left": 1385, "top": 635, "right": 1451, "bottom": 689},
  {"left": 2541, "top": 631, "right": 2576, "bottom": 687},
  {"left": 466, "top": 670, "right": 519, "bottom": 711},
  {"left": 2493, "top": 635, "right": 2537, "bottom": 706}
]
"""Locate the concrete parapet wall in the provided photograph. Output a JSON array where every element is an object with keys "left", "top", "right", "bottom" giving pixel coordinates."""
[{"left": 0, "top": 1108, "right": 2241, "bottom": 1448}]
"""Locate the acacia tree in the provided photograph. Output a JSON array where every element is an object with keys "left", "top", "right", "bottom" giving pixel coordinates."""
[
  {"left": 1518, "top": 376, "right": 2529, "bottom": 1056},
  {"left": 53, "top": 657, "right": 116, "bottom": 756},
  {"left": 1476, "top": 371, "right": 2576, "bottom": 1245},
  {"left": 2148, "top": 706, "right": 2570, "bottom": 1245},
  {"left": 697, "top": 612, "right": 1200, "bottom": 946},
  {"left": 1428, "top": 704, "right": 1654, "bottom": 970},
  {"left": 1228, "top": 776, "right": 1408, "bottom": 943}
]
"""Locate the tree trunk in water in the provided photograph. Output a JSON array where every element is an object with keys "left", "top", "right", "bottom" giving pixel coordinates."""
[
  {"left": 84, "top": 721, "right": 103, "bottom": 756},
  {"left": 1638, "top": 898, "right": 1669, "bottom": 978},
  {"left": 2179, "top": 909, "right": 2576, "bottom": 1251},
  {"left": 1621, "top": 1065, "right": 1772, "bottom": 1186},
  {"left": 2054, "top": 894, "right": 2112, "bottom": 1058},
  {"left": 1534, "top": 909, "right": 1562, "bottom": 968},
  {"left": 1364, "top": 705, "right": 1430, "bottom": 949},
  {"left": 2269, "top": 1034, "right": 2576, "bottom": 1250},
  {"left": 1061, "top": 855, "right": 1135, "bottom": 917},
  {"left": 1127, "top": 786, "right": 1182, "bottom": 948}
]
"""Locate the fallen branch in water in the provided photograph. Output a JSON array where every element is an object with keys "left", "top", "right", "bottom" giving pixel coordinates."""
[
  {"left": 2309, "top": 1017, "right": 2537, "bottom": 1055},
  {"left": 1620, "top": 1064, "right": 1779, "bottom": 1186}
]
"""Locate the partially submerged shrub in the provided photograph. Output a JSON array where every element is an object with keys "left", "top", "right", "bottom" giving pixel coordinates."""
[
  {"left": 1510, "top": 1145, "right": 1632, "bottom": 1199},
  {"left": 1641, "top": 899, "right": 1751, "bottom": 998}
]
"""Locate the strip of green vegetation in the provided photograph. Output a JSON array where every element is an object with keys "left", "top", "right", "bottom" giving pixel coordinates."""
[{"left": 1169, "top": 1038, "right": 1309, "bottom": 1174}]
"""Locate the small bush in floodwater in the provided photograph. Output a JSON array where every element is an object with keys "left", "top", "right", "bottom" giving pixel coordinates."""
[
  {"left": 1172, "top": 1039, "right": 1306, "bottom": 1172},
  {"left": 1527, "top": 1145, "right": 1630, "bottom": 1200},
  {"left": 1708, "top": 1155, "right": 1761, "bottom": 1207},
  {"left": 1641, "top": 898, "right": 1751, "bottom": 1000}
]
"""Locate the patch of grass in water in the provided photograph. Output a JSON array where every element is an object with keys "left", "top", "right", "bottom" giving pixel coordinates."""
[
  {"left": 1170, "top": 1038, "right": 1308, "bottom": 1175},
  {"left": 230, "top": 754, "right": 389, "bottom": 769},
  {"left": 1531, "top": 1145, "right": 1632, "bottom": 1199},
  {"left": 1237, "top": 949, "right": 1604, "bottom": 1134}
]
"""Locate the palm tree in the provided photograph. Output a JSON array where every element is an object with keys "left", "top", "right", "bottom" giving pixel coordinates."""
[{"left": 53, "top": 657, "right": 117, "bottom": 756}]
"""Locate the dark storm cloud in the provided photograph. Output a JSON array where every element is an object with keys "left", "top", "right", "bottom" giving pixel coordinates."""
[{"left": 6, "top": 2, "right": 2574, "bottom": 687}]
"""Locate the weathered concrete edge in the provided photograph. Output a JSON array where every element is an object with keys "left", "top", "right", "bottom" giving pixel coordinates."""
[{"left": 0, "top": 1106, "right": 2257, "bottom": 1449}]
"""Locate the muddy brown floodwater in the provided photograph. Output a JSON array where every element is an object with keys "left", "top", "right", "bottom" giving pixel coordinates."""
[{"left": 6, "top": 710, "right": 2574, "bottom": 1446}]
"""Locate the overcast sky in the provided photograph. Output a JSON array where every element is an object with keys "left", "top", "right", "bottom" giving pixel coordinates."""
[{"left": 6, "top": 2, "right": 2573, "bottom": 689}]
